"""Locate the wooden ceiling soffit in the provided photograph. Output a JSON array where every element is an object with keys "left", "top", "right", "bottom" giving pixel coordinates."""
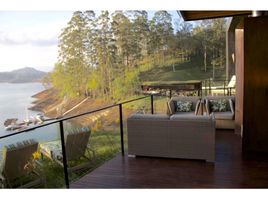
[{"left": 179, "top": 11, "right": 252, "bottom": 21}]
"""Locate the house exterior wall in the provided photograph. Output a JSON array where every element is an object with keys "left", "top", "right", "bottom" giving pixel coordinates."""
[
  {"left": 234, "top": 29, "right": 244, "bottom": 134},
  {"left": 243, "top": 16, "right": 268, "bottom": 153}
]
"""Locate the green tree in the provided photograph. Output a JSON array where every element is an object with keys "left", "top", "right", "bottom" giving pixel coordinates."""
[
  {"left": 210, "top": 18, "right": 226, "bottom": 79},
  {"left": 126, "top": 11, "right": 150, "bottom": 59},
  {"left": 111, "top": 11, "right": 133, "bottom": 69},
  {"left": 50, "top": 10, "right": 227, "bottom": 102},
  {"left": 192, "top": 19, "right": 226, "bottom": 77},
  {"left": 148, "top": 11, "right": 174, "bottom": 65},
  {"left": 94, "top": 11, "right": 117, "bottom": 98},
  {"left": 192, "top": 20, "right": 214, "bottom": 72},
  {"left": 175, "top": 21, "right": 194, "bottom": 61},
  {"left": 53, "top": 11, "right": 88, "bottom": 97}
]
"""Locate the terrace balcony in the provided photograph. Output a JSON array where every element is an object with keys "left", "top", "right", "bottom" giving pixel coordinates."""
[
  {"left": 70, "top": 129, "right": 268, "bottom": 188},
  {"left": 1, "top": 88, "right": 268, "bottom": 189},
  {"left": 1, "top": 11, "right": 268, "bottom": 189}
]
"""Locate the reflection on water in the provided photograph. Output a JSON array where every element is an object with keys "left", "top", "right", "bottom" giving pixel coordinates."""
[
  {"left": 0, "top": 121, "right": 80, "bottom": 150},
  {"left": 0, "top": 83, "right": 44, "bottom": 134},
  {"left": 0, "top": 83, "right": 75, "bottom": 149},
  {"left": 0, "top": 83, "right": 84, "bottom": 151}
]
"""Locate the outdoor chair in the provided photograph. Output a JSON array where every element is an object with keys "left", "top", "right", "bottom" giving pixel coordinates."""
[
  {"left": 208, "top": 75, "right": 236, "bottom": 96},
  {"left": 167, "top": 96, "right": 202, "bottom": 116},
  {"left": 40, "top": 127, "right": 95, "bottom": 172},
  {"left": 204, "top": 96, "right": 235, "bottom": 129},
  {"left": 0, "top": 139, "right": 44, "bottom": 188}
]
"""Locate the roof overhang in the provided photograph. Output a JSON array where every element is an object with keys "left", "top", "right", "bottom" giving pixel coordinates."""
[{"left": 179, "top": 11, "right": 252, "bottom": 21}]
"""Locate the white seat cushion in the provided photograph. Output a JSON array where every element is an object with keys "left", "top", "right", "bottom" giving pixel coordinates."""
[
  {"left": 128, "top": 114, "right": 170, "bottom": 120},
  {"left": 213, "top": 112, "right": 234, "bottom": 120},
  {"left": 170, "top": 114, "right": 212, "bottom": 121},
  {"left": 171, "top": 112, "right": 196, "bottom": 118}
]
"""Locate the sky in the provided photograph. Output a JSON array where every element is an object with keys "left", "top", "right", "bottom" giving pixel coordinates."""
[
  {"left": 0, "top": 11, "right": 180, "bottom": 72},
  {"left": 0, "top": 11, "right": 73, "bottom": 72}
]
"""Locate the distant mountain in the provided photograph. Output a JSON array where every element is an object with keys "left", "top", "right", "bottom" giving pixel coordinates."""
[{"left": 0, "top": 67, "right": 47, "bottom": 83}]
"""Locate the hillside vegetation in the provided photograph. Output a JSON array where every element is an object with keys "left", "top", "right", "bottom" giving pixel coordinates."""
[
  {"left": 46, "top": 10, "right": 226, "bottom": 102},
  {"left": 139, "top": 61, "right": 226, "bottom": 82}
]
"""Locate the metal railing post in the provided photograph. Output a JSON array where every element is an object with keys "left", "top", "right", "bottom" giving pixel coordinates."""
[
  {"left": 59, "top": 120, "right": 70, "bottom": 188},
  {"left": 206, "top": 80, "right": 208, "bottom": 96},
  {"left": 151, "top": 94, "right": 154, "bottom": 114},
  {"left": 0, "top": 95, "right": 155, "bottom": 189},
  {"left": 205, "top": 80, "right": 208, "bottom": 96},
  {"left": 119, "top": 104, "right": 125, "bottom": 156},
  {"left": 223, "top": 80, "right": 226, "bottom": 96},
  {"left": 209, "top": 78, "right": 211, "bottom": 95},
  {"left": 200, "top": 81, "right": 202, "bottom": 97}
]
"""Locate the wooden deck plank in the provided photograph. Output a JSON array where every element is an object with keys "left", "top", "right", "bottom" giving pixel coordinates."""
[{"left": 71, "top": 130, "right": 268, "bottom": 188}]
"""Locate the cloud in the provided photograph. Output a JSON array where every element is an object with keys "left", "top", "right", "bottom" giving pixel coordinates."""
[
  {"left": 0, "top": 32, "right": 57, "bottom": 46},
  {"left": 0, "top": 21, "right": 65, "bottom": 47},
  {"left": 0, "top": 20, "right": 68, "bottom": 71},
  {"left": 0, "top": 43, "right": 58, "bottom": 72}
]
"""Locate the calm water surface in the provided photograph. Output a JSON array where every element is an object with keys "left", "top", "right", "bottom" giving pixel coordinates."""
[{"left": 0, "top": 83, "right": 59, "bottom": 150}]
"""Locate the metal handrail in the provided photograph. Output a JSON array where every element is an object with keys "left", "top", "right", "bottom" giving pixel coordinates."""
[
  {"left": 0, "top": 94, "right": 153, "bottom": 188},
  {"left": 0, "top": 95, "right": 150, "bottom": 140},
  {"left": 201, "top": 79, "right": 236, "bottom": 96}
]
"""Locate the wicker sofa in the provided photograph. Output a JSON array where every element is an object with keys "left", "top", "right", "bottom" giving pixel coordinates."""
[
  {"left": 127, "top": 114, "right": 215, "bottom": 162},
  {"left": 204, "top": 96, "right": 235, "bottom": 129}
]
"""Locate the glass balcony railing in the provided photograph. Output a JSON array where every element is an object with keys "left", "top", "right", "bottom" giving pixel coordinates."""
[
  {"left": 0, "top": 85, "right": 235, "bottom": 188},
  {"left": 0, "top": 95, "right": 152, "bottom": 188}
]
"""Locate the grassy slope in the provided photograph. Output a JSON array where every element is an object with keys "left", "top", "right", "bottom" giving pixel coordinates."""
[
  {"left": 138, "top": 61, "right": 227, "bottom": 116},
  {"left": 139, "top": 61, "right": 226, "bottom": 82}
]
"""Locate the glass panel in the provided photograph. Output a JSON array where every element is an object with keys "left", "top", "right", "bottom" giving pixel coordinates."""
[
  {"left": 153, "top": 95, "right": 169, "bottom": 114},
  {"left": 0, "top": 123, "right": 65, "bottom": 188},
  {"left": 63, "top": 108, "right": 120, "bottom": 184},
  {"left": 122, "top": 96, "right": 151, "bottom": 151},
  {"left": 123, "top": 96, "right": 151, "bottom": 115},
  {"left": 204, "top": 79, "right": 230, "bottom": 96}
]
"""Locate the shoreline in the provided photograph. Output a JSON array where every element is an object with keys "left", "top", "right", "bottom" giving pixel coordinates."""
[{"left": 29, "top": 88, "right": 125, "bottom": 128}]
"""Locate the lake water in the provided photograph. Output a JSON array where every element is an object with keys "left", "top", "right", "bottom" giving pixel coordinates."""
[{"left": 0, "top": 83, "right": 59, "bottom": 150}]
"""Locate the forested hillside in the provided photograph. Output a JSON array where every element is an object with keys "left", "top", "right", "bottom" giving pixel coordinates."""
[
  {"left": 0, "top": 67, "right": 46, "bottom": 83},
  {"left": 48, "top": 10, "right": 227, "bottom": 101}
]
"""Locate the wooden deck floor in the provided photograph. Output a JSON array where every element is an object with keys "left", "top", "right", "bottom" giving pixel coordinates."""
[{"left": 71, "top": 130, "right": 268, "bottom": 188}]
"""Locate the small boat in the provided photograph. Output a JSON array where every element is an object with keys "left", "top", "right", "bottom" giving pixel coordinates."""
[
  {"left": 5, "top": 124, "right": 25, "bottom": 131},
  {"left": 4, "top": 113, "right": 48, "bottom": 132},
  {"left": 4, "top": 118, "right": 18, "bottom": 127},
  {"left": 35, "top": 113, "right": 45, "bottom": 123}
]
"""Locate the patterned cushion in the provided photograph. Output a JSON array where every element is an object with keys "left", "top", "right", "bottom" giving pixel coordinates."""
[
  {"left": 174, "top": 101, "right": 194, "bottom": 112},
  {"left": 40, "top": 140, "right": 62, "bottom": 161},
  {"left": 209, "top": 99, "right": 230, "bottom": 112}
]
